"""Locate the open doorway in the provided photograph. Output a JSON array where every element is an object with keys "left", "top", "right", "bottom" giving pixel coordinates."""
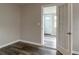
[{"left": 42, "top": 6, "right": 57, "bottom": 49}]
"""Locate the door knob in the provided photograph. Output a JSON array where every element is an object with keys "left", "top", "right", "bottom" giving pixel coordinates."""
[{"left": 66, "top": 32, "right": 71, "bottom": 35}]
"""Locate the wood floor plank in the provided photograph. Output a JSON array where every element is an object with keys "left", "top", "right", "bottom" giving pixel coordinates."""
[{"left": 0, "top": 41, "right": 62, "bottom": 55}]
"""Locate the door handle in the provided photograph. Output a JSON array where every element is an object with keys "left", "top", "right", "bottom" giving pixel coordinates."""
[{"left": 66, "top": 32, "right": 71, "bottom": 35}]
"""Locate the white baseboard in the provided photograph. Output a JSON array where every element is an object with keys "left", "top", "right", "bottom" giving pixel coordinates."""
[
  {"left": 0, "top": 40, "right": 20, "bottom": 48},
  {"left": 0, "top": 39, "right": 43, "bottom": 49},
  {"left": 72, "top": 50, "right": 79, "bottom": 55},
  {"left": 19, "top": 40, "right": 43, "bottom": 47}
]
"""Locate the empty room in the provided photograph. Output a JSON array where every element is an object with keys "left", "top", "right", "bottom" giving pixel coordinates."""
[{"left": 0, "top": 3, "right": 78, "bottom": 55}]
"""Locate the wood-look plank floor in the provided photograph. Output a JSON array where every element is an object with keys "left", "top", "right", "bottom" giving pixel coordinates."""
[
  {"left": 0, "top": 41, "right": 62, "bottom": 55},
  {"left": 44, "top": 35, "right": 56, "bottom": 49}
]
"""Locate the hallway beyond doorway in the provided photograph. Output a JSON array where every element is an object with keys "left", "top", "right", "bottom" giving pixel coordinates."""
[
  {"left": 44, "top": 34, "right": 56, "bottom": 49},
  {"left": 43, "top": 6, "right": 56, "bottom": 49}
]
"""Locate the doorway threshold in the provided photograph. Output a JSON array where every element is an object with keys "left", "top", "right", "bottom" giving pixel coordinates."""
[{"left": 44, "top": 34, "right": 56, "bottom": 49}]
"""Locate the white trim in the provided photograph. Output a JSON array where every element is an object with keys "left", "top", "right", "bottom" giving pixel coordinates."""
[
  {"left": 20, "top": 40, "right": 43, "bottom": 47},
  {"left": 56, "top": 5, "right": 59, "bottom": 51},
  {"left": 41, "top": 5, "right": 44, "bottom": 45},
  {"left": 72, "top": 50, "right": 79, "bottom": 55},
  {"left": 0, "top": 40, "right": 20, "bottom": 48},
  {"left": 70, "top": 3, "right": 73, "bottom": 55},
  {"left": 57, "top": 46, "right": 71, "bottom": 55},
  {"left": 0, "top": 39, "right": 43, "bottom": 49}
]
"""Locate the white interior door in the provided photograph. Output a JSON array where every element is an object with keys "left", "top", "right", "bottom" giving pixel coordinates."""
[{"left": 56, "top": 4, "right": 72, "bottom": 55}]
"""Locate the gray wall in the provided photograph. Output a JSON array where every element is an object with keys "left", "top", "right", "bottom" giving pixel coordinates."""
[
  {"left": 0, "top": 4, "right": 21, "bottom": 46},
  {"left": 0, "top": 4, "right": 42, "bottom": 47},
  {"left": 73, "top": 4, "right": 79, "bottom": 52},
  {"left": 21, "top": 4, "right": 42, "bottom": 44}
]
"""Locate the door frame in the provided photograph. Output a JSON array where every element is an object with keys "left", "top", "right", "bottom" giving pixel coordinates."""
[
  {"left": 41, "top": 5, "right": 57, "bottom": 47},
  {"left": 41, "top": 5, "right": 44, "bottom": 45}
]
